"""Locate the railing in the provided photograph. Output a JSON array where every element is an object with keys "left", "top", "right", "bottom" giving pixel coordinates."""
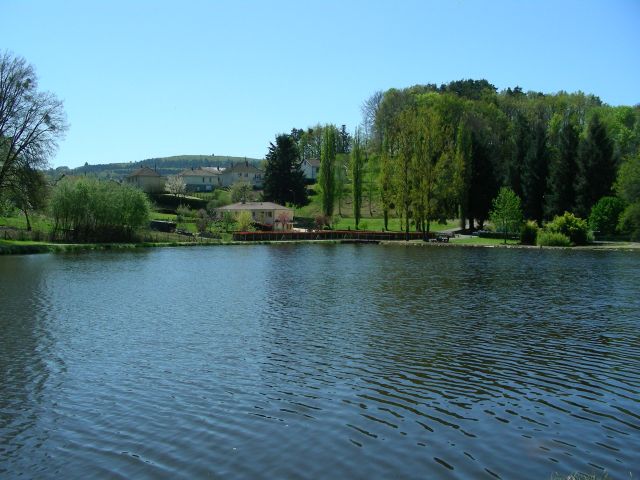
[{"left": 233, "top": 230, "right": 440, "bottom": 242}]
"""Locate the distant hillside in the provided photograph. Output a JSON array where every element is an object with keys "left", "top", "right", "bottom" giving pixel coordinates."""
[{"left": 50, "top": 155, "right": 264, "bottom": 180}]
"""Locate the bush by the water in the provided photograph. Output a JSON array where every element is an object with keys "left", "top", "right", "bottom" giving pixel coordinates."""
[
  {"left": 50, "top": 178, "right": 150, "bottom": 242},
  {"left": 537, "top": 231, "right": 571, "bottom": 247},
  {"left": 589, "top": 196, "right": 626, "bottom": 236},
  {"left": 520, "top": 220, "right": 539, "bottom": 245},
  {"left": 544, "top": 212, "right": 591, "bottom": 245}
]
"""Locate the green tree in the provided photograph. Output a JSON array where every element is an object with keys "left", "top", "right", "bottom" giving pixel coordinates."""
[
  {"left": 235, "top": 210, "right": 254, "bottom": 231},
  {"left": 575, "top": 113, "right": 616, "bottom": 217},
  {"left": 319, "top": 125, "right": 337, "bottom": 218},
  {"left": 588, "top": 196, "right": 625, "bottom": 236},
  {"left": 230, "top": 181, "right": 253, "bottom": 203},
  {"left": 521, "top": 112, "right": 549, "bottom": 223},
  {"left": 545, "top": 111, "right": 579, "bottom": 218},
  {"left": 8, "top": 166, "right": 48, "bottom": 231},
  {"left": 351, "top": 128, "right": 364, "bottom": 229},
  {"left": 489, "top": 187, "right": 523, "bottom": 244},
  {"left": 50, "top": 178, "right": 150, "bottom": 242},
  {"left": 262, "top": 134, "right": 307, "bottom": 206},
  {"left": 616, "top": 153, "right": 640, "bottom": 239}
]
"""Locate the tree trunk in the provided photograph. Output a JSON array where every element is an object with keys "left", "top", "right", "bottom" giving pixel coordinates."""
[
  {"left": 405, "top": 209, "right": 409, "bottom": 241},
  {"left": 383, "top": 209, "right": 388, "bottom": 231},
  {"left": 23, "top": 208, "right": 31, "bottom": 231}
]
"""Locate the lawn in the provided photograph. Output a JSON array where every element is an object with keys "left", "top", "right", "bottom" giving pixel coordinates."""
[
  {"left": 0, "top": 213, "right": 53, "bottom": 232},
  {"left": 450, "top": 236, "right": 520, "bottom": 246}
]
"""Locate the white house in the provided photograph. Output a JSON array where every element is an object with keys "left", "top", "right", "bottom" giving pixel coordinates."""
[
  {"left": 215, "top": 202, "right": 294, "bottom": 230},
  {"left": 124, "top": 167, "right": 165, "bottom": 193},
  {"left": 302, "top": 158, "right": 320, "bottom": 181},
  {"left": 178, "top": 167, "right": 224, "bottom": 192},
  {"left": 220, "top": 161, "right": 264, "bottom": 188}
]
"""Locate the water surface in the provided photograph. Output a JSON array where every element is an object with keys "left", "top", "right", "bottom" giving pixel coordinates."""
[{"left": 1, "top": 245, "right": 639, "bottom": 479}]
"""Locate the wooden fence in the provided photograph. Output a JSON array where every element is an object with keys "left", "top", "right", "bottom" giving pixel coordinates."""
[{"left": 233, "top": 230, "right": 440, "bottom": 242}]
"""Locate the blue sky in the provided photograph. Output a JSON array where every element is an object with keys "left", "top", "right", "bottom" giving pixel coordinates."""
[{"left": 4, "top": 0, "right": 640, "bottom": 169}]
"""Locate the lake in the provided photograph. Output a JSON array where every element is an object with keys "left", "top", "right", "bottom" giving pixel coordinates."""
[{"left": 1, "top": 245, "right": 639, "bottom": 479}]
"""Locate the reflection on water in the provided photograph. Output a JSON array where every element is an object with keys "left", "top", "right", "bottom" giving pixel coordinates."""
[{"left": 1, "top": 246, "right": 639, "bottom": 479}]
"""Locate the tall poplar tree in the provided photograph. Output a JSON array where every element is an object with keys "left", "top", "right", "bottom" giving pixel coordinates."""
[
  {"left": 351, "top": 128, "right": 364, "bottom": 229},
  {"left": 319, "top": 125, "right": 337, "bottom": 217}
]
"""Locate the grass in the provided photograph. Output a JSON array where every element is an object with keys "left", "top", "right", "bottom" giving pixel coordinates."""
[
  {"left": 297, "top": 184, "right": 459, "bottom": 232},
  {"left": 0, "top": 213, "right": 53, "bottom": 232},
  {"left": 450, "top": 236, "right": 520, "bottom": 246}
]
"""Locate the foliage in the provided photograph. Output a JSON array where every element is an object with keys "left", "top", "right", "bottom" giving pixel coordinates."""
[
  {"left": 588, "top": 196, "right": 625, "bottom": 235},
  {"left": 615, "top": 153, "right": 640, "bottom": 239},
  {"left": 0, "top": 51, "right": 68, "bottom": 195},
  {"left": 175, "top": 205, "right": 194, "bottom": 221},
  {"left": 537, "top": 231, "right": 571, "bottom": 247},
  {"left": 545, "top": 111, "right": 579, "bottom": 218},
  {"left": 351, "top": 128, "right": 364, "bottom": 228},
  {"left": 195, "top": 209, "right": 210, "bottom": 233},
  {"left": 618, "top": 201, "right": 640, "bottom": 240},
  {"left": 616, "top": 152, "right": 640, "bottom": 203},
  {"left": 575, "top": 113, "right": 616, "bottom": 217},
  {"left": 262, "top": 134, "right": 307, "bottom": 207},
  {"left": 235, "top": 210, "right": 254, "bottom": 231},
  {"left": 6, "top": 167, "right": 49, "bottom": 231},
  {"left": 520, "top": 220, "right": 539, "bottom": 245},
  {"left": 319, "top": 125, "right": 337, "bottom": 217},
  {"left": 230, "top": 181, "right": 253, "bottom": 203},
  {"left": 220, "top": 211, "right": 237, "bottom": 232},
  {"left": 165, "top": 175, "right": 186, "bottom": 197},
  {"left": 50, "top": 178, "right": 150, "bottom": 242},
  {"left": 489, "top": 187, "right": 523, "bottom": 244},
  {"left": 544, "top": 212, "right": 591, "bottom": 245}
]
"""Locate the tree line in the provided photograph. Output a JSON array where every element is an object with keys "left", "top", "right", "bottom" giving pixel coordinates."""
[{"left": 265, "top": 79, "right": 638, "bottom": 238}]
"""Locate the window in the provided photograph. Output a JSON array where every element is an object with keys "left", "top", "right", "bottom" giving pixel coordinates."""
[{"left": 267, "top": 211, "right": 272, "bottom": 217}]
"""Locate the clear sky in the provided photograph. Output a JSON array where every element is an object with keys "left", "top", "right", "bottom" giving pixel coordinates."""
[{"left": 4, "top": 0, "right": 640, "bottom": 169}]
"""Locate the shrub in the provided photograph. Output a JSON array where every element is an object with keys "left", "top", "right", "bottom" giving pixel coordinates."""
[
  {"left": 359, "top": 220, "right": 368, "bottom": 231},
  {"left": 537, "top": 231, "right": 571, "bottom": 247},
  {"left": 618, "top": 202, "right": 640, "bottom": 241},
  {"left": 545, "top": 212, "right": 591, "bottom": 245},
  {"left": 50, "top": 178, "right": 150, "bottom": 242},
  {"left": 520, "top": 220, "right": 539, "bottom": 245},
  {"left": 176, "top": 205, "right": 193, "bottom": 221},
  {"left": 235, "top": 210, "right": 254, "bottom": 231},
  {"left": 589, "top": 196, "right": 626, "bottom": 235},
  {"left": 195, "top": 209, "right": 210, "bottom": 233}
]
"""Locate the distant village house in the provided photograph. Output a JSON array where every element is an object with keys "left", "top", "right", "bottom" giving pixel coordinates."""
[
  {"left": 215, "top": 202, "right": 293, "bottom": 230},
  {"left": 124, "top": 167, "right": 165, "bottom": 193},
  {"left": 302, "top": 158, "right": 320, "bottom": 182},
  {"left": 220, "top": 161, "right": 264, "bottom": 188},
  {"left": 178, "top": 167, "right": 224, "bottom": 192}
]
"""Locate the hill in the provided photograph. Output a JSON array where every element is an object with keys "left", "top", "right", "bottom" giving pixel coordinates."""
[{"left": 49, "top": 155, "right": 264, "bottom": 180}]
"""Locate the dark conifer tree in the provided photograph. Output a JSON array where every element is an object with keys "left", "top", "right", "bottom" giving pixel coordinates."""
[
  {"left": 521, "top": 118, "right": 549, "bottom": 222},
  {"left": 545, "top": 112, "right": 579, "bottom": 218},
  {"left": 263, "top": 134, "right": 308, "bottom": 207},
  {"left": 575, "top": 113, "right": 616, "bottom": 217}
]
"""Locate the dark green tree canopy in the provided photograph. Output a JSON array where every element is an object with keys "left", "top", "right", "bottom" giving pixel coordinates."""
[
  {"left": 575, "top": 113, "right": 616, "bottom": 217},
  {"left": 262, "top": 134, "right": 307, "bottom": 207}
]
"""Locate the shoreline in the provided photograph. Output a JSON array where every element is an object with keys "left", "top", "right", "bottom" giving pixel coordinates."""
[{"left": 2, "top": 238, "right": 640, "bottom": 256}]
